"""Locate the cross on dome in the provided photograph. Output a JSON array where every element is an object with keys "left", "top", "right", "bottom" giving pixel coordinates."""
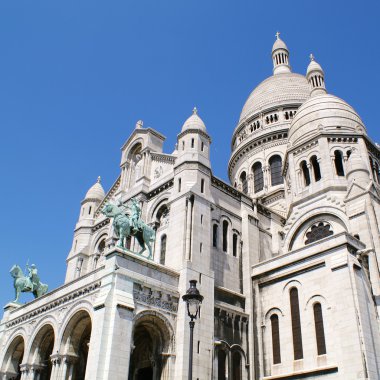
[
  {"left": 310, "top": 53, "right": 315, "bottom": 61},
  {"left": 97, "top": 176, "right": 101, "bottom": 183},
  {"left": 193, "top": 107, "right": 198, "bottom": 115},
  {"left": 275, "top": 31, "right": 280, "bottom": 40}
]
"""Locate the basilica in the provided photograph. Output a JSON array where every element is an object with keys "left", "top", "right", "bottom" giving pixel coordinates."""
[{"left": 1, "top": 34, "right": 380, "bottom": 380}]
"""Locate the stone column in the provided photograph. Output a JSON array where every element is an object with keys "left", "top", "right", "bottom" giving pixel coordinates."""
[
  {"left": 185, "top": 196, "right": 193, "bottom": 261},
  {"left": 50, "top": 355, "right": 61, "bottom": 380},
  {"left": 19, "top": 364, "right": 30, "bottom": 380}
]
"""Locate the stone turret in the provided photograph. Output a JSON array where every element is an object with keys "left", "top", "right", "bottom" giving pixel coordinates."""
[{"left": 272, "top": 32, "right": 291, "bottom": 75}]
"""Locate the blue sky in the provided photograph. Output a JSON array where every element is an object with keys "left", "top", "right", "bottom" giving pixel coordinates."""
[{"left": 0, "top": 1, "right": 379, "bottom": 307}]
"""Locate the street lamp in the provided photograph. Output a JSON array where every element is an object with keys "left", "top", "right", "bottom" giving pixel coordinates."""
[{"left": 182, "top": 280, "right": 204, "bottom": 380}]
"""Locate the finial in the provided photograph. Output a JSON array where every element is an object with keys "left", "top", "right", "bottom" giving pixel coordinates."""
[
  {"left": 97, "top": 176, "right": 101, "bottom": 183},
  {"left": 310, "top": 53, "right": 315, "bottom": 61},
  {"left": 275, "top": 31, "right": 280, "bottom": 40},
  {"left": 136, "top": 120, "right": 143, "bottom": 129},
  {"left": 193, "top": 107, "right": 198, "bottom": 115}
]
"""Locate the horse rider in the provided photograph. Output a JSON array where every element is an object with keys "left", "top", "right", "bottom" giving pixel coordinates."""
[
  {"left": 27, "top": 264, "right": 40, "bottom": 292},
  {"left": 130, "top": 199, "right": 142, "bottom": 234}
]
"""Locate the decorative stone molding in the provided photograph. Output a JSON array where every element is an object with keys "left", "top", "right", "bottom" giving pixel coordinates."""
[
  {"left": 133, "top": 284, "right": 179, "bottom": 313},
  {"left": 6, "top": 282, "right": 101, "bottom": 328},
  {"left": 151, "top": 152, "right": 176, "bottom": 164},
  {"left": 147, "top": 179, "right": 174, "bottom": 199},
  {"left": 293, "top": 140, "right": 319, "bottom": 156},
  {"left": 91, "top": 218, "right": 110, "bottom": 232}
]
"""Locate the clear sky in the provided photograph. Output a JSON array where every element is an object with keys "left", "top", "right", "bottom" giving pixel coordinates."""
[{"left": 0, "top": 1, "right": 379, "bottom": 307}]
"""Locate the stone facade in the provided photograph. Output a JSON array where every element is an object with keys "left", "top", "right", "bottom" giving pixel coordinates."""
[{"left": 1, "top": 34, "right": 380, "bottom": 380}]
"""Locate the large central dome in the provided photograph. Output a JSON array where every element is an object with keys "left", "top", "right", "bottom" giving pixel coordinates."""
[{"left": 239, "top": 72, "right": 310, "bottom": 123}]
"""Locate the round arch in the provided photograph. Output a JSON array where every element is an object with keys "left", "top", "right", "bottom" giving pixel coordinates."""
[
  {"left": 129, "top": 310, "right": 175, "bottom": 380},
  {"left": 285, "top": 209, "right": 349, "bottom": 251},
  {"left": 1, "top": 335, "right": 25, "bottom": 379},
  {"left": 60, "top": 308, "right": 92, "bottom": 380},
  {"left": 27, "top": 323, "right": 55, "bottom": 380}
]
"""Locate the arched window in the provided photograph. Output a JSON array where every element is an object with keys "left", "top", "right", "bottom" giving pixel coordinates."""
[
  {"left": 233, "top": 233, "right": 238, "bottom": 257},
  {"left": 305, "top": 222, "right": 333, "bottom": 244},
  {"left": 334, "top": 150, "right": 345, "bottom": 176},
  {"left": 232, "top": 351, "right": 242, "bottom": 380},
  {"left": 97, "top": 239, "right": 106, "bottom": 254},
  {"left": 160, "top": 235, "right": 167, "bottom": 265},
  {"left": 270, "top": 314, "right": 281, "bottom": 364},
  {"left": 222, "top": 220, "right": 228, "bottom": 253},
  {"left": 313, "top": 303, "right": 326, "bottom": 355},
  {"left": 218, "top": 350, "right": 227, "bottom": 380},
  {"left": 213, "top": 224, "right": 218, "bottom": 248},
  {"left": 240, "top": 171, "right": 248, "bottom": 194},
  {"left": 253, "top": 162, "right": 264, "bottom": 193},
  {"left": 290, "top": 288, "right": 303, "bottom": 360},
  {"left": 300, "top": 160, "right": 311, "bottom": 186},
  {"left": 310, "top": 155, "right": 321, "bottom": 182},
  {"left": 269, "top": 155, "right": 283, "bottom": 186}
]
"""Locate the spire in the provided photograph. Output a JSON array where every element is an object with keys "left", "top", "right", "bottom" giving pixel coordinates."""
[
  {"left": 306, "top": 54, "right": 327, "bottom": 97},
  {"left": 272, "top": 32, "right": 291, "bottom": 75}
]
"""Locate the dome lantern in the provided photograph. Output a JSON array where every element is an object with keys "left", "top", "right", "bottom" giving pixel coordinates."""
[
  {"left": 306, "top": 54, "right": 327, "bottom": 97},
  {"left": 272, "top": 32, "right": 291, "bottom": 75}
]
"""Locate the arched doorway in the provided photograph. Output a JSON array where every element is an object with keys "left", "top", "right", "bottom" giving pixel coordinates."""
[
  {"left": 29, "top": 324, "right": 54, "bottom": 380},
  {"left": 1, "top": 335, "right": 24, "bottom": 380},
  {"left": 129, "top": 312, "right": 173, "bottom": 380},
  {"left": 61, "top": 310, "right": 92, "bottom": 380}
]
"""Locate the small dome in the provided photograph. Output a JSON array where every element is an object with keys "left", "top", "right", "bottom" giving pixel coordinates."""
[
  {"left": 307, "top": 55, "right": 324, "bottom": 76},
  {"left": 85, "top": 176, "right": 105, "bottom": 201},
  {"left": 181, "top": 107, "right": 207, "bottom": 133},
  {"left": 272, "top": 35, "right": 288, "bottom": 53},
  {"left": 238, "top": 73, "right": 310, "bottom": 123},
  {"left": 288, "top": 94, "right": 365, "bottom": 147}
]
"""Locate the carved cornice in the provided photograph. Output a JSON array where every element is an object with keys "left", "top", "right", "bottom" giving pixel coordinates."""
[
  {"left": 211, "top": 176, "right": 241, "bottom": 200},
  {"left": 151, "top": 152, "right": 176, "bottom": 164},
  {"left": 293, "top": 140, "right": 319, "bottom": 157},
  {"left": 147, "top": 179, "right": 174, "bottom": 199},
  {"left": 6, "top": 282, "right": 101, "bottom": 328},
  {"left": 91, "top": 218, "right": 110, "bottom": 232},
  {"left": 228, "top": 132, "right": 288, "bottom": 176},
  {"left": 177, "top": 128, "right": 211, "bottom": 142}
]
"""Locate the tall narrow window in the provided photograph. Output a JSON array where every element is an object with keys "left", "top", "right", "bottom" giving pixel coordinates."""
[
  {"left": 218, "top": 350, "right": 227, "bottom": 380},
  {"left": 233, "top": 234, "right": 238, "bottom": 257},
  {"left": 253, "top": 162, "right": 264, "bottom": 193},
  {"left": 178, "top": 178, "right": 182, "bottom": 192},
  {"left": 222, "top": 221, "right": 228, "bottom": 253},
  {"left": 310, "top": 155, "right": 321, "bottom": 182},
  {"left": 313, "top": 303, "right": 326, "bottom": 355},
  {"left": 240, "top": 171, "right": 248, "bottom": 194},
  {"left": 213, "top": 224, "right": 218, "bottom": 248},
  {"left": 290, "top": 288, "right": 303, "bottom": 360},
  {"left": 191, "top": 138, "right": 194, "bottom": 148},
  {"left": 88, "top": 206, "right": 92, "bottom": 215},
  {"left": 270, "top": 314, "right": 281, "bottom": 364},
  {"left": 160, "top": 234, "right": 167, "bottom": 265},
  {"left": 201, "top": 142, "right": 204, "bottom": 151},
  {"left": 301, "top": 161, "right": 311, "bottom": 186},
  {"left": 269, "top": 155, "right": 284, "bottom": 186},
  {"left": 334, "top": 150, "right": 345, "bottom": 176},
  {"left": 232, "top": 352, "right": 241, "bottom": 380},
  {"left": 201, "top": 179, "right": 205, "bottom": 193}
]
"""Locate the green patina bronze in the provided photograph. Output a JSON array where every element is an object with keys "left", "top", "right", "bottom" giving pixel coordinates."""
[
  {"left": 10, "top": 264, "right": 48, "bottom": 303},
  {"left": 101, "top": 198, "right": 156, "bottom": 259}
]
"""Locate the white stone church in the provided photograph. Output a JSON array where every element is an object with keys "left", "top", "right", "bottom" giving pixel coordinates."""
[{"left": 1, "top": 34, "right": 380, "bottom": 380}]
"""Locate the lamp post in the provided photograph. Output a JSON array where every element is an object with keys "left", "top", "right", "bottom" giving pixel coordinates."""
[{"left": 182, "top": 280, "right": 204, "bottom": 380}]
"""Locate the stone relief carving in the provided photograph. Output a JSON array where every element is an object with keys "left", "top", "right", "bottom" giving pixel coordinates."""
[{"left": 154, "top": 165, "right": 164, "bottom": 179}]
